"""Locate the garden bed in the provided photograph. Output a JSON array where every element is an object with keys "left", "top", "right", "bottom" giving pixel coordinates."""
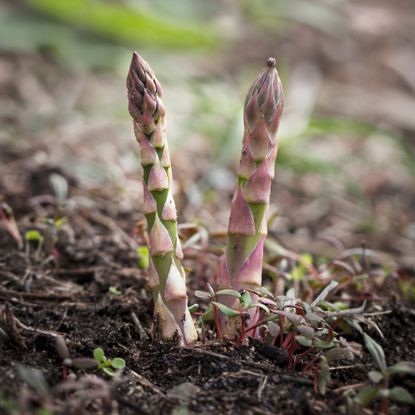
[{"left": 0, "top": 157, "right": 414, "bottom": 415}]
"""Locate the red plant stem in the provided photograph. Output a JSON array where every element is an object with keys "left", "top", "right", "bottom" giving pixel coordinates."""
[
  {"left": 213, "top": 305, "right": 223, "bottom": 341},
  {"left": 282, "top": 332, "right": 295, "bottom": 349},
  {"left": 293, "top": 347, "right": 315, "bottom": 368},
  {"left": 236, "top": 314, "right": 247, "bottom": 346},
  {"left": 238, "top": 309, "right": 276, "bottom": 342},
  {"left": 303, "top": 354, "right": 321, "bottom": 375},
  {"left": 287, "top": 342, "right": 299, "bottom": 369},
  {"left": 243, "top": 318, "right": 269, "bottom": 337},
  {"left": 279, "top": 316, "right": 285, "bottom": 347},
  {"left": 326, "top": 324, "right": 334, "bottom": 342},
  {"left": 252, "top": 308, "right": 264, "bottom": 338}
]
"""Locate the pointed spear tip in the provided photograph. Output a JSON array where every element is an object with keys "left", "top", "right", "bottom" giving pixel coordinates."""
[
  {"left": 130, "top": 51, "right": 140, "bottom": 68},
  {"left": 130, "top": 52, "right": 145, "bottom": 72},
  {"left": 267, "top": 57, "right": 277, "bottom": 68}
]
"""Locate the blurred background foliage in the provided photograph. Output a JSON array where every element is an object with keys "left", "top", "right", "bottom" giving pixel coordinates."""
[{"left": 0, "top": 0, "right": 414, "bottom": 265}]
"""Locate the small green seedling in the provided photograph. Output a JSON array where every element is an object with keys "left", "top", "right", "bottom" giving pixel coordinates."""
[
  {"left": 25, "top": 229, "right": 44, "bottom": 258},
  {"left": 93, "top": 348, "right": 126, "bottom": 377},
  {"left": 355, "top": 334, "right": 415, "bottom": 413},
  {"left": 108, "top": 286, "right": 122, "bottom": 296}
]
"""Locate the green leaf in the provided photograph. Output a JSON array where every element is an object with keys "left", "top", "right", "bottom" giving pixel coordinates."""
[
  {"left": 290, "top": 265, "right": 305, "bottom": 281},
  {"left": 386, "top": 361, "right": 415, "bottom": 376},
  {"left": 240, "top": 291, "right": 252, "bottom": 309},
  {"left": 206, "top": 283, "right": 215, "bottom": 298},
  {"left": 267, "top": 321, "right": 280, "bottom": 337},
  {"left": 299, "top": 253, "right": 313, "bottom": 267},
  {"left": 368, "top": 370, "right": 383, "bottom": 384},
  {"left": 363, "top": 333, "right": 387, "bottom": 373},
  {"left": 24, "top": 230, "right": 44, "bottom": 243},
  {"left": 108, "top": 286, "right": 122, "bottom": 296},
  {"left": 93, "top": 348, "right": 105, "bottom": 363},
  {"left": 111, "top": 358, "right": 126, "bottom": 370},
  {"left": 137, "top": 246, "right": 149, "bottom": 270},
  {"left": 211, "top": 302, "right": 241, "bottom": 318},
  {"left": 25, "top": 0, "right": 217, "bottom": 49},
  {"left": 346, "top": 319, "right": 363, "bottom": 335},
  {"left": 312, "top": 281, "right": 338, "bottom": 306},
  {"left": 388, "top": 387, "right": 415, "bottom": 404},
  {"left": 355, "top": 386, "right": 380, "bottom": 406},
  {"left": 305, "top": 312, "right": 323, "bottom": 327},
  {"left": 318, "top": 357, "right": 330, "bottom": 395},
  {"left": 283, "top": 311, "right": 302, "bottom": 326},
  {"left": 102, "top": 367, "right": 116, "bottom": 376},
  {"left": 255, "top": 286, "right": 274, "bottom": 298},
  {"left": 54, "top": 216, "right": 67, "bottom": 228},
  {"left": 295, "top": 335, "right": 313, "bottom": 347},
  {"left": 298, "top": 325, "right": 315, "bottom": 339},
  {"left": 248, "top": 303, "right": 270, "bottom": 314},
  {"left": 194, "top": 290, "right": 212, "bottom": 300},
  {"left": 200, "top": 306, "right": 214, "bottom": 323},
  {"left": 188, "top": 304, "right": 199, "bottom": 313},
  {"left": 216, "top": 289, "right": 241, "bottom": 298},
  {"left": 313, "top": 339, "right": 335, "bottom": 349},
  {"left": 332, "top": 301, "right": 349, "bottom": 310}
]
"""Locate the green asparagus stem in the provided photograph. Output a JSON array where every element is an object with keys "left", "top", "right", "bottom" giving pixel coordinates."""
[
  {"left": 127, "top": 52, "right": 197, "bottom": 345},
  {"left": 218, "top": 58, "right": 284, "bottom": 334}
]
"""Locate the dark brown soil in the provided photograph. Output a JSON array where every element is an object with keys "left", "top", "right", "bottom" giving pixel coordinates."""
[{"left": 1, "top": 154, "right": 414, "bottom": 415}]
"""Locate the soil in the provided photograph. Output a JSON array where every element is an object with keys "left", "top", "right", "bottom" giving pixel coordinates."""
[
  {"left": 0, "top": 152, "right": 414, "bottom": 415},
  {"left": 1, "top": 0, "right": 415, "bottom": 412}
]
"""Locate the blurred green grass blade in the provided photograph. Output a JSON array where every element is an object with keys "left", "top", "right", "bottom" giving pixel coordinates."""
[
  {"left": 281, "top": 117, "right": 415, "bottom": 175},
  {"left": 0, "top": 6, "right": 128, "bottom": 70},
  {"left": 0, "top": 7, "right": 67, "bottom": 51},
  {"left": 25, "top": 0, "right": 217, "bottom": 48},
  {"left": 277, "top": 145, "right": 337, "bottom": 174},
  {"left": 306, "top": 117, "right": 415, "bottom": 174},
  {"left": 242, "top": 0, "right": 346, "bottom": 35}
]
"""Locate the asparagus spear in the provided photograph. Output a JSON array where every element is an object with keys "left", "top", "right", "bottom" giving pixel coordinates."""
[
  {"left": 127, "top": 52, "right": 197, "bottom": 345},
  {"left": 218, "top": 58, "right": 284, "bottom": 333}
]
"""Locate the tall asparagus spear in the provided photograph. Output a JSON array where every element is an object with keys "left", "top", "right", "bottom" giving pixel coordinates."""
[
  {"left": 127, "top": 52, "right": 197, "bottom": 345},
  {"left": 218, "top": 58, "right": 284, "bottom": 333}
]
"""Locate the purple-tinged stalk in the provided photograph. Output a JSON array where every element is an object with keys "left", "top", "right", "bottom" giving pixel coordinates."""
[
  {"left": 218, "top": 58, "right": 284, "bottom": 335},
  {"left": 127, "top": 52, "right": 197, "bottom": 345}
]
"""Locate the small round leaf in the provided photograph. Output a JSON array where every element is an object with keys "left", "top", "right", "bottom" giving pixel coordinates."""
[
  {"left": 93, "top": 348, "right": 105, "bottom": 363},
  {"left": 111, "top": 358, "right": 126, "bottom": 370}
]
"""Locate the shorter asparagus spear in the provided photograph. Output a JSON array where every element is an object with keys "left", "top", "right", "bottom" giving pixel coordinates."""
[{"left": 218, "top": 58, "right": 284, "bottom": 335}]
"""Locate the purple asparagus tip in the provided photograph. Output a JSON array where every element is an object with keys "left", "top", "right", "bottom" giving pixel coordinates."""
[
  {"left": 267, "top": 57, "right": 276, "bottom": 68},
  {"left": 127, "top": 52, "right": 164, "bottom": 129}
]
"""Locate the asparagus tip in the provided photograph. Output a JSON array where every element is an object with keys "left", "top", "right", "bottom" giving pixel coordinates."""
[{"left": 266, "top": 57, "right": 276, "bottom": 68}]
